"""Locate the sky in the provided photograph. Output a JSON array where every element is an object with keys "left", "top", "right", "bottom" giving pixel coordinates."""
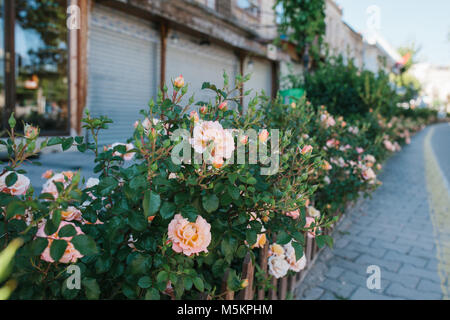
[{"left": 335, "top": 0, "right": 450, "bottom": 66}]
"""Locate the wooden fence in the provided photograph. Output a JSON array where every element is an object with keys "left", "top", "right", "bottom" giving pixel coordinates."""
[{"left": 221, "top": 212, "right": 344, "bottom": 300}]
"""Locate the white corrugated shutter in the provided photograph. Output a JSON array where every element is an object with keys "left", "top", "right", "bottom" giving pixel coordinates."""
[
  {"left": 87, "top": 5, "right": 160, "bottom": 145},
  {"left": 243, "top": 57, "right": 272, "bottom": 109},
  {"left": 166, "top": 31, "right": 238, "bottom": 108}
]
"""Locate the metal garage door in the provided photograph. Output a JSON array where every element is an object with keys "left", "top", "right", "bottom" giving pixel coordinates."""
[
  {"left": 243, "top": 57, "right": 273, "bottom": 109},
  {"left": 166, "top": 31, "right": 238, "bottom": 108},
  {"left": 87, "top": 5, "right": 159, "bottom": 145}
]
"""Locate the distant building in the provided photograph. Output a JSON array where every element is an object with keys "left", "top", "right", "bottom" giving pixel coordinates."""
[{"left": 410, "top": 63, "right": 450, "bottom": 112}]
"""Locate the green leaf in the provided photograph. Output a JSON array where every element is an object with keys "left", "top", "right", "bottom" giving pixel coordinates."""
[
  {"left": 61, "top": 137, "right": 74, "bottom": 151},
  {"left": 202, "top": 194, "right": 219, "bottom": 213},
  {"left": 71, "top": 235, "right": 98, "bottom": 256},
  {"left": 128, "top": 211, "right": 147, "bottom": 231},
  {"left": 291, "top": 241, "right": 304, "bottom": 261},
  {"left": 143, "top": 191, "right": 161, "bottom": 218},
  {"left": 227, "top": 185, "right": 240, "bottom": 200},
  {"left": 58, "top": 224, "right": 77, "bottom": 237},
  {"left": 246, "top": 177, "right": 257, "bottom": 185},
  {"left": 277, "top": 231, "right": 291, "bottom": 245},
  {"left": 145, "top": 288, "right": 160, "bottom": 300},
  {"left": 31, "top": 238, "right": 48, "bottom": 256},
  {"left": 245, "top": 229, "right": 257, "bottom": 246},
  {"left": 181, "top": 205, "right": 198, "bottom": 221},
  {"left": 98, "top": 177, "right": 118, "bottom": 196},
  {"left": 83, "top": 278, "right": 100, "bottom": 300},
  {"left": 156, "top": 270, "right": 168, "bottom": 285},
  {"left": 160, "top": 201, "right": 176, "bottom": 220},
  {"left": 8, "top": 113, "right": 16, "bottom": 129},
  {"left": 193, "top": 277, "right": 204, "bottom": 292},
  {"left": 50, "top": 239, "right": 68, "bottom": 262},
  {"left": 5, "top": 172, "right": 17, "bottom": 187},
  {"left": 47, "top": 137, "right": 62, "bottom": 146},
  {"left": 138, "top": 276, "right": 152, "bottom": 289},
  {"left": 184, "top": 277, "right": 193, "bottom": 290},
  {"left": 5, "top": 201, "right": 25, "bottom": 219}
]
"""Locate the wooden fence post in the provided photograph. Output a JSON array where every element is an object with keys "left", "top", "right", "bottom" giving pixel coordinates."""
[
  {"left": 237, "top": 253, "right": 254, "bottom": 300},
  {"left": 257, "top": 242, "right": 269, "bottom": 300}
]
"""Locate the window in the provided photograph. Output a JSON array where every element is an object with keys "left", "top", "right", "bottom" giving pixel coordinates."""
[
  {"left": 1, "top": 0, "right": 69, "bottom": 135},
  {"left": 237, "top": 0, "right": 260, "bottom": 17},
  {"left": 198, "top": 0, "right": 216, "bottom": 10}
]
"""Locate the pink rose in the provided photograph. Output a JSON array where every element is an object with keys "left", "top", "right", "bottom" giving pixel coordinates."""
[
  {"left": 0, "top": 172, "right": 30, "bottom": 196},
  {"left": 42, "top": 172, "right": 71, "bottom": 199},
  {"left": 173, "top": 75, "right": 184, "bottom": 88},
  {"left": 356, "top": 147, "right": 364, "bottom": 154},
  {"left": 218, "top": 101, "right": 227, "bottom": 111},
  {"left": 41, "top": 170, "right": 53, "bottom": 179},
  {"left": 109, "top": 142, "right": 135, "bottom": 161},
  {"left": 60, "top": 206, "right": 83, "bottom": 222},
  {"left": 304, "top": 217, "right": 318, "bottom": 238},
  {"left": 36, "top": 221, "right": 84, "bottom": 264},
  {"left": 258, "top": 129, "right": 269, "bottom": 143},
  {"left": 285, "top": 209, "right": 300, "bottom": 219},
  {"left": 301, "top": 145, "right": 313, "bottom": 155},
  {"left": 189, "top": 111, "right": 199, "bottom": 123},
  {"left": 168, "top": 214, "right": 211, "bottom": 256}
]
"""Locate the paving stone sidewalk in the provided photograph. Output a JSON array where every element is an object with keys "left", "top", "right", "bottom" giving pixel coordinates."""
[{"left": 295, "top": 123, "right": 450, "bottom": 300}]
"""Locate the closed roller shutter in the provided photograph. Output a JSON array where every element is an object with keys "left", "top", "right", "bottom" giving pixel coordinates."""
[
  {"left": 243, "top": 57, "right": 273, "bottom": 109},
  {"left": 87, "top": 5, "right": 159, "bottom": 145},
  {"left": 166, "top": 31, "right": 238, "bottom": 108}
]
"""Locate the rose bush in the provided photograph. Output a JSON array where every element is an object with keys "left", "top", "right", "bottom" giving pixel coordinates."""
[
  {"left": 1, "top": 73, "right": 331, "bottom": 300},
  {"left": 0, "top": 68, "right": 436, "bottom": 300}
]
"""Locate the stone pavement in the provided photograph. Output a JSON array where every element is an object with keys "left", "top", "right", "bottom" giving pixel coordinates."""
[{"left": 295, "top": 122, "right": 450, "bottom": 300}]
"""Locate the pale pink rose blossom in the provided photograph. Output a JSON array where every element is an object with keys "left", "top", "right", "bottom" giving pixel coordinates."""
[
  {"left": 304, "top": 217, "right": 318, "bottom": 238},
  {"left": 41, "top": 170, "right": 54, "bottom": 179},
  {"left": 301, "top": 145, "right": 313, "bottom": 155},
  {"left": 258, "top": 129, "right": 269, "bottom": 143},
  {"left": 36, "top": 221, "right": 84, "bottom": 264},
  {"left": 168, "top": 214, "right": 211, "bottom": 256},
  {"left": 109, "top": 142, "right": 135, "bottom": 161},
  {"left": 356, "top": 147, "right": 364, "bottom": 154},
  {"left": 383, "top": 140, "right": 395, "bottom": 152},
  {"left": 41, "top": 172, "right": 71, "bottom": 199},
  {"left": 285, "top": 209, "right": 300, "bottom": 219},
  {"left": 268, "top": 255, "right": 290, "bottom": 279},
  {"left": 307, "top": 206, "right": 320, "bottom": 218},
  {"left": 284, "top": 241, "right": 307, "bottom": 272},
  {"left": 0, "top": 172, "right": 30, "bottom": 196}
]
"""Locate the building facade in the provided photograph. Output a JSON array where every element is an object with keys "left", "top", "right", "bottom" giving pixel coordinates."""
[{"left": 0, "top": 0, "right": 400, "bottom": 144}]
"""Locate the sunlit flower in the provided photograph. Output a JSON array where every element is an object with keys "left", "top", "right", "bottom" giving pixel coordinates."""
[
  {"left": 285, "top": 209, "right": 300, "bottom": 219},
  {"left": 168, "top": 214, "right": 211, "bottom": 256}
]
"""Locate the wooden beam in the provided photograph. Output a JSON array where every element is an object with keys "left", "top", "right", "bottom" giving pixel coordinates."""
[
  {"left": 271, "top": 60, "right": 279, "bottom": 100},
  {"left": 239, "top": 52, "right": 246, "bottom": 112},
  {"left": 4, "top": 0, "right": 15, "bottom": 130},
  {"left": 76, "top": 0, "right": 89, "bottom": 134},
  {"left": 160, "top": 23, "right": 168, "bottom": 92}
]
